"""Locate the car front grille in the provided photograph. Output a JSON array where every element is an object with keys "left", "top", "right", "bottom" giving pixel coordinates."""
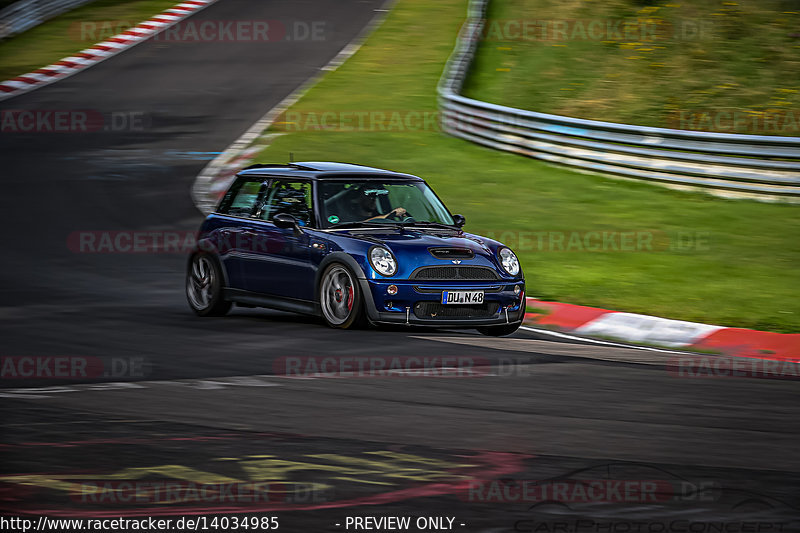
[
  {"left": 409, "top": 266, "right": 499, "bottom": 281},
  {"left": 413, "top": 301, "right": 500, "bottom": 319}
]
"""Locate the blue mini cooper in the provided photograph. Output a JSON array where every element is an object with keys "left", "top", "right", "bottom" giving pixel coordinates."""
[{"left": 186, "top": 162, "right": 525, "bottom": 335}]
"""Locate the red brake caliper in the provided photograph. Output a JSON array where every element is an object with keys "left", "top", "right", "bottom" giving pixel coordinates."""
[{"left": 346, "top": 285, "right": 354, "bottom": 311}]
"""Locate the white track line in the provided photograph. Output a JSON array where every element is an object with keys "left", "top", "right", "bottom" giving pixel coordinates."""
[
  {"left": 0, "top": 0, "right": 219, "bottom": 101},
  {"left": 519, "top": 326, "right": 696, "bottom": 356},
  {"left": 0, "top": 374, "right": 283, "bottom": 399}
]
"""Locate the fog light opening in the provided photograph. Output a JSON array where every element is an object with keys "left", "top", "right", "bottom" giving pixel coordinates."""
[
  {"left": 513, "top": 284, "right": 521, "bottom": 295},
  {"left": 387, "top": 285, "right": 398, "bottom": 295}
]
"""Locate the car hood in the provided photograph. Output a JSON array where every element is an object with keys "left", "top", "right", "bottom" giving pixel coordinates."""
[
  {"left": 324, "top": 227, "right": 519, "bottom": 280},
  {"left": 342, "top": 228, "right": 495, "bottom": 253}
]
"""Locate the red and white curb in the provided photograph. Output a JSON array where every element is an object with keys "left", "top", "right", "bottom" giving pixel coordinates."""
[
  {"left": 197, "top": 143, "right": 270, "bottom": 213},
  {"left": 524, "top": 298, "right": 799, "bottom": 362},
  {"left": 0, "top": 0, "right": 218, "bottom": 101}
]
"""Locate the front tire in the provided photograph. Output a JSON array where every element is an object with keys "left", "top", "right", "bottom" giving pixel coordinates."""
[
  {"left": 478, "top": 323, "right": 521, "bottom": 337},
  {"left": 186, "top": 252, "right": 231, "bottom": 317},
  {"left": 319, "top": 263, "right": 366, "bottom": 329}
]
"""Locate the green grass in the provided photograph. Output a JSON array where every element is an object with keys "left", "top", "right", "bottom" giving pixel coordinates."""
[
  {"left": 250, "top": 0, "right": 800, "bottom": 333},
  {"left": 462, "top": 0, "right": 800, "bottom": 135},
  {"left": 0, "top": 0, "right": 178, "bottom": 81}
]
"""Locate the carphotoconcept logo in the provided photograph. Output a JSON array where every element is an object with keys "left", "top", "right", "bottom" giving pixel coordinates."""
[{"left": 514, "top": 518, "right": 789, "bottom": 533}]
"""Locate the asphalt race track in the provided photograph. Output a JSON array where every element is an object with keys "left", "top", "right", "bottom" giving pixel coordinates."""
[{"left": 1, "top": 0, "right": 799, "bottom": 531}]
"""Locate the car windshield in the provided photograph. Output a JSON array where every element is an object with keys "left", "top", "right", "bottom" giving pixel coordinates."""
[{"left": 319, "top": 180, "right": 454, "bottom": 229}]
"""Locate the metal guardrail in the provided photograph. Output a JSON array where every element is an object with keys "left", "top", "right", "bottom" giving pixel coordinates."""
[
  {"left": 437, "top": 0, "right": 800, "bottom": 202},
  {"left": 0, "top": 0, "right": 93, "bottom": 40}
]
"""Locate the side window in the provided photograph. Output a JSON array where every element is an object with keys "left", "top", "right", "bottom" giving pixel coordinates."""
[
  {"left": 217, "top": 177, "right": 267, "bottom": 217},
  {"left": 260, "top": 180, "right": 313, "bottom": 227}
]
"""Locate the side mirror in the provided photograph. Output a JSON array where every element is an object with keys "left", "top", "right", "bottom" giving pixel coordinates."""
[
  {"left": 273, "top": 213, "right": 300, "bottom": 232},
  {"left": 452, "top": 214, "right": 466, "bottom": 228}
]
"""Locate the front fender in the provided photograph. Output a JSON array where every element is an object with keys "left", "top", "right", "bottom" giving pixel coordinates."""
[{"left": 314, "top": 252, "right": 380, "bottom": 322}]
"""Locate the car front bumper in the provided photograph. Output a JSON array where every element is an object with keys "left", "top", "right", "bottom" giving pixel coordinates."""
[{"left": 359, "top": 278, "right": 526, "bottom": 327}]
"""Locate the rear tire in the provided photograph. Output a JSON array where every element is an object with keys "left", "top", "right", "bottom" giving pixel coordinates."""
[
  {"left": 478, "top": 323, "right": 521, "bottom": 336},
  {"left": 186, "top": 252, "right": 231, "bottom": 317},
  {"left": 319, "top": 263, "right": 367, "bottom": 329}
]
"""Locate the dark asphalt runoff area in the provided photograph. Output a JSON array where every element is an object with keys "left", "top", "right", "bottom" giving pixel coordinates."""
[{"left": 0, "top": 0, "right": 798, "bottom": 530}]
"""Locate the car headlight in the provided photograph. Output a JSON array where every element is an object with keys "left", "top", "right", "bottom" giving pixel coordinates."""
[
  {"left": 369, "top": 246, "right": 397, "bottom": 276},
  {"left": 498, "top": 247, "right": 520, "bottom": 276}
]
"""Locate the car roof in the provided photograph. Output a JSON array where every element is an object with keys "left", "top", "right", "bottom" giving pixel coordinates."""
[{"left": 236, "top": 161, "right": 424, "bottom": 181}]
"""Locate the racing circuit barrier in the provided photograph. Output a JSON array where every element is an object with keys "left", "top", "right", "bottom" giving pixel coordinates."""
[
  {"left": 437, "top": 0, "right": 800, "bottom": 202},
  {"left": 0, "top": 0, "right": 93, "bottom": 39}
]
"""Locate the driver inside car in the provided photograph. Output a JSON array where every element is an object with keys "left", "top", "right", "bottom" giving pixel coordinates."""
[{"left": 353, "top": 187, "right": 407, "bottom": 221}]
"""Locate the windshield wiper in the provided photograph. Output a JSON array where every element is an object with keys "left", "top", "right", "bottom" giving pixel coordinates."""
[
  {"left": 400, "top": 221, "right": 461, "bottom": 231},
  {"left": 327, "top": 221, "right": 403, "bottom": 230}
]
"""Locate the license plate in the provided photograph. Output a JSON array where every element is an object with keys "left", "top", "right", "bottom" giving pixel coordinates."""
[{"left": 441, "top": 290, "right": 484, "bottom": 305}]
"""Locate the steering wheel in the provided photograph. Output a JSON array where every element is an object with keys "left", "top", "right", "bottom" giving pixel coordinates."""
[{"left": 401, "top": 216, "right": 416, "bottom": 223}]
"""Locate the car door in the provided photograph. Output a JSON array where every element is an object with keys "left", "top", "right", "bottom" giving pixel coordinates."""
[
  {"left": 240, "top": 179, "right": 316, "bottom": 301},
  {"left": 213, "top": 175, "right": 269, "bottom": 289}
]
